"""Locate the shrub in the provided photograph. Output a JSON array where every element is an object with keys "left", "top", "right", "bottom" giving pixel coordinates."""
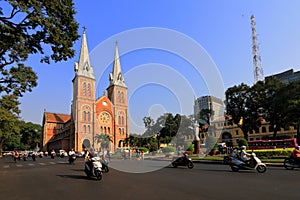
[
  {"left": 246, "top": 148, "right": 292, "bottom": 158},
  {"left": 186, "top": 142, "right": 194, "bottom": 152},
  {"left": 238, "top": 138, "right": 248, "bottom": 148},
  {"left": 138, "top": 147, "right": 148, "bottom": 153},
  {"left": 161, "top": 146, "right": 176, "bottom": 153}
]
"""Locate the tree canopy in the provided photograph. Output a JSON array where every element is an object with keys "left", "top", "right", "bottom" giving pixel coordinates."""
[
  {"left": 0, "top": 0, "right": 79, "bottom": 97},
  {"left": 225, "top": 79, "right": 300, "bottom": 142},
  {"left": 0, "top": 0, "right": 79, "bottom": 151}
]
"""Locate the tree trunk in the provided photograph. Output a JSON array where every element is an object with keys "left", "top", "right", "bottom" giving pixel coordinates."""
[
  {"left": 297, "top": 121, "right": 300, "bottom": 145},
  {"left": 272, "top": 127, "right": 278, "bottom": 140},
  {"left": 241, "top": 126, "right": 248, "bottom": 141}
]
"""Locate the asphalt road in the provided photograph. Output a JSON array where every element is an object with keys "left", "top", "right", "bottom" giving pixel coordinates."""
[{"left": 0, "top": 156, "right": 299, "bottom": 200}]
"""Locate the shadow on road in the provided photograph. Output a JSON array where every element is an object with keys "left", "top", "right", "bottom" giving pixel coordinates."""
[
  {"left": 57, "top": 174, "right": 88, "bottom": 180},
  {"left": 71, "top": 169, "right": 85, "bottom": 172}
]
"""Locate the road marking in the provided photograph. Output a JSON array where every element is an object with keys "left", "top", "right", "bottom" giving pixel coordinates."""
[
  {"left": 28, "top": 163, "right": 35, "bottom": 166},
  {"left": 39, "top": 163, "right": 46, "bottom": 166},
  {"left": 49, "top": 162, "right": 56, "bottom": 165},
  {"left": 16, "top": 164, "right": 23, "bottom": 167},
  {"left": 3, "top": 165, "right": 9, "bottom": 168}
]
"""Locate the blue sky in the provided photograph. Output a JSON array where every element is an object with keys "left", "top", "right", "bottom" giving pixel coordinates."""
[{"left": 17, "top": 1, "right": 300, "bottom": 133}]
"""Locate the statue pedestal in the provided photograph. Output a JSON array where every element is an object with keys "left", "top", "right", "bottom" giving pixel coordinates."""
[{"left": 193, "top": 140, "right": 201, "bottom": 154}]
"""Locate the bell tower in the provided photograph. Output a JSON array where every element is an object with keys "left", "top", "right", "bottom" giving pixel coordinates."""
[
  {"left": 107, "top": 42, "right": 129, "bottom": 148},
  {"left": 71, "top": 29, "right": 97, "bottom": 151}
]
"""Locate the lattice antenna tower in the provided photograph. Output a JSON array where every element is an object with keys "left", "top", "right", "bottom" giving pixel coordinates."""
[{"left": 251, "top": 15, "right": 264, "bottom": 84}]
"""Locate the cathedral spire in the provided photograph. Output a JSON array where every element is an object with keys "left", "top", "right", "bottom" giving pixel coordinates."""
[
  {"left": 109, "top": 41, "right": 126, "bottom": 87},
  {"left": 74, "top": 28, "right": 94, "bottom": 79}
]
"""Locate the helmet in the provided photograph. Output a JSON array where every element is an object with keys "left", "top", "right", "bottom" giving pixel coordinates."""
[
  {"left": 241, "top": 145, "right": 246, "bottom": 150},
  {"left": 295, "top": 146, "right": 299, "bottom": 150}
]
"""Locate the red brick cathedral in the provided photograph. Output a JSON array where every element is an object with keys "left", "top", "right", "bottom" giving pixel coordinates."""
[{"left": 41, "top": 30, "right": 129, "bottom": 152}]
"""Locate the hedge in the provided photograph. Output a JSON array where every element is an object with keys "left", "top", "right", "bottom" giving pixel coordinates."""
[{"left": 246, "top": 148, "right": 293, "bottom": 159}]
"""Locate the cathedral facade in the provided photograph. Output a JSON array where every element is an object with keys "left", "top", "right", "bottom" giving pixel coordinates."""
[{"left": 41, "top": 31, "right": 129, "bottom": 152}]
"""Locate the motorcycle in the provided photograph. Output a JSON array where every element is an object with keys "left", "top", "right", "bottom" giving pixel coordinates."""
[
  {"left": 223, "top": 155, "right": 233, "bottom": 165},
  {"left": 171, "top": 153, "right": 194, "bottom": 169},
  {"left": 284, "top": 155, "right": 300, "bottom": 170},
  {"left": 100, "top": 157, "right": 109, "bottom": 173},
  {"left": 230, "top": 153, "right": 267, "bottom": 173},
  {"left": 84, "top": 157, "right": 103, "bottom": 180},
  {"left": 23, "top": 153, "right": 28, "bottom": 161},
  {"left": 68, "top": 154, "right": 76, "bottom": 164}
]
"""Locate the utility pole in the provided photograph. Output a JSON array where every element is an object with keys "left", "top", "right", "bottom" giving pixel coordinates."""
[{"left": 251, "top": 15, "right": 264, "bottom": 84}]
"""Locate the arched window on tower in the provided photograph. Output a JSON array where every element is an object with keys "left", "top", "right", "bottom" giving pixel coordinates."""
[
  {"left": 87, "top": 83, "right": 91, "bottom": 96},
  {"left": 122, "top": 116, "right": 124, "bottom": 125},
  {"left": 83, "top": 125, "right": 86, "bottom": 133},
  {"left": 88, "top": 125, "right": 91, "bottom": 133},
  {"left": 83, "top": 111, "right": 86, "bottom": 121},
  {"left": 119, "top": 128, "right": 121, "bottom": 135},
  {"left": 108, "top": 127, "right": 110, "bottom": 134},
  {"left": 120, "top": 92, "right": 124, "bottom": 103},
  {"left": 87, "top": 111, "right": 91, "bottom": 122},
  {"left": 118, "top": 116, "right": 121, "bottom": 125},
  {"left": 117, "top": 91, "right": 121, "bottom": 103},
  {"left": 83, "top": 82, "right": 86, "bottom": 96},
  {"left": 100, "top": 126, "right": 103, "bottom": 134}
]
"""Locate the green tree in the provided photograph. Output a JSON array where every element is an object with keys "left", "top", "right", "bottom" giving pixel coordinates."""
[
  {"left": 279, "top": 81, "right": 300, "bottom": 143},
  {"left": 257, "top": 78, "right": 284, "bottom": 139},
  {"left": 94, "top": 134, "right": 112, "bottom": 150},
  {"left": 0, "top": 0, "right": 79, "bottom": 150},
  {"left": 225, "top": 83, "right": 252, "bottom": 140},
  {"left": 19, "top": 121, "right": 41, "bottom": 150},
  {"left": 0, "top": 0, "right": 79, "bottom": 97},
  {"left": 0, "top": 94, "right": 20, "bottom": 150},
  {"left": 238, "top": 138, "right": 248, "bottom": 149}
]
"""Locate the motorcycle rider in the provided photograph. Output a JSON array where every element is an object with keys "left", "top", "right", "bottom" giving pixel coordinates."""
[
  {"left": 292, "top": 146, "right": 300, "bottom": 163},
  {"left": 230, "top": 147, "right": 239, "bottom": 158},
  {"left": 240, "top": 145, "right": 251, "bottom": 164},
  {"left": 50, "top": 149, "right": 56, "bottom": 159},
  {"left": 84, "top": 148, "right": 95, "bottom": 174},
  {"left": 68, "top": 148, "right": 76, "bottom": 164}
]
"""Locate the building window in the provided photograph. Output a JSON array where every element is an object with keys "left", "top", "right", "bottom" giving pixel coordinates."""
[
  {"left": 120, "top": 92, "right": 124, "bottom": 103},
  {"left": 122, "top": 116, "right": 124, "bottom": 125},
  {"left": 87, "top": 112, "right": 91, "bottom": 122},
  {"left": 83, "top": 125, "right": 86, "bottom": 133},
  {"left": 87, "top": 83, "right": 91, "bottom": 96},
  {"left": 262, "top": 127, "right": 266, "bottom": 133},
  {"left": 118, "top": 116, "right": 121, "bottom": 125},
  {"left": 83, "top": 111, "right": 86, "bottom": 121},
  {"left": 100, "top": 126, "right": 103, "bottom": 133},
  {"left": 118, "top": 91, "right": 121, "bottom": 103},
  {"left": 88, "top": 125, "right": 91, "bottom": 133},
  {"left": 119, "top": 128, "right": 121, "bottom": 135},
  {"left": 108, "top": 127, "right": 110, "bottom": 134},
  {"left": 236, "top": 130, "right": 239, "bottom": 135},
  {"left": 83, "top": 82, "right": 86, "bottom": 96}
]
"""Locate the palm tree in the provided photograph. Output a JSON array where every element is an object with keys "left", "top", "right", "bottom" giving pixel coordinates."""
[{"left": 94, "top": 134, "right": 113, "bottom": 151}]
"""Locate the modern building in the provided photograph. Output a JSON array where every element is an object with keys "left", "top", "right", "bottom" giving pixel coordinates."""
[
  {"left": 265, "top": 68, "right": 300, "bottom": 83},
  {"left": 41, "top": 30, "right": 129, "bottom": 152},
  {"left": 194, "top": 95, "right": 225, "bottom": 122}
]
